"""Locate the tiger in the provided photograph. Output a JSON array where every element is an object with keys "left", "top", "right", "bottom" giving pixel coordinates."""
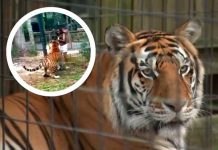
[
  {"left": 23, "top": 40, "right": 62, "bottom": 79},
  {"left": 47, "top": 40, "right": 61, "bottom": 54},
  {"left": 0, "top": 19, "right": 204, "bottom": 150}
]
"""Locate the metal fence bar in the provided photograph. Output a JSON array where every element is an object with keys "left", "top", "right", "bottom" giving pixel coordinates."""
[
  {"left": 70, "top": 92, "right": 79, "bottom": 150},
  {"left": 49, "top": 97, "right": 55, "bottom": 150},
  {"left": 209, "top": 0, "right": 215, "bottom": 149},
  {"left": 1, "top": 0, "right": 5, "bottom": 149},
  {"left": 203, "top": 0, "right": 213, "bottom": 149},
  {"left": 25, "top": 92, "right": 29, "bottom": 150}
]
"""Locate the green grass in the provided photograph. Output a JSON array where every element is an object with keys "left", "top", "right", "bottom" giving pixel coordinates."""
[{"left": 34, "top": 55, "right": 88, "bottom": 92}]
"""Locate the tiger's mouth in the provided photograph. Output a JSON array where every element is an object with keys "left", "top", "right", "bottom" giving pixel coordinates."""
[
  {"left": 166, "top": 118, "right": 189, "bottom": 127},
  {"left": 153, "top": 118, "right": 190, "bottom": 130}
]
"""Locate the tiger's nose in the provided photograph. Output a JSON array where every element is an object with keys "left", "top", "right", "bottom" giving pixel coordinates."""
[{"left": 163, "top": 101, "right": 187, "bottom": 112}]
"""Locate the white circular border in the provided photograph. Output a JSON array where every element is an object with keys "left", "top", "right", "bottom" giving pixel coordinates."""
[{"left": 7, "top": 7, "right": 96, "bottom": 97}]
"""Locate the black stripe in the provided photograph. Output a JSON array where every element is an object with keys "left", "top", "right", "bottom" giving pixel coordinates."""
[
  {"left": 118, "top": 61, "right": 129, "bottom": 115},
  {"left": 137, "top": 31, "right": 170, "bottom": 36},
  {"left": 158, "top": 43, "right": 166, "bottom": 49},
  {"left": 7, "top": 119, "right": 34, "bottom": 150},
  {"left": 110, "top": 89, "right": 122, "bottom": 125},
  {"left": 23, "top": 63, "right": 42, "bottom": 72},
  {"left": 79, "top": 134, "right": 95, "bottom": 150},
  {"left": 193, "top": 56, "right": 200, "bottom": 87},
  {"left": 0, "top": 110, "right": 26, "bottom": 150},
  {"left": 136, "top": 35, "right": 152, "bottom": 39},
  {"left": 139, "top": 61, "right": 146, "bottom": 67},
  {"left": 128, "top": 69, "right": 137, "bottom": 95},
  {"left": 145, "top": 45, "right": 156, "bottom": 51},
  {"left": 15, "top": 99, "right": 55, "bottom": 150},
  {"left": 130, "top": 53, "right": 137, "bottom": 66},
  {"left": 127, "top": 69, "right": 144, "bottom": 116},
  {"left": 136, "top": 31, "right": 151, "bottom": 39},
  {"left": 130, "top": 47, "right": 135, "bottom": 53},
  {"left": 6, "top": 140, "right": 16, "bottom": 150},
  {"left": 141, "top": 39, "right": 150, "bottom": 47},
  {"left": 78, "top": 139, "right": 85, "bottom": 150},
  {"left": 126, "top": 103, "right": 143, "bottom": 116},
  {"left": 28, "top": 108, "right": 56, "bottom": 150},
  {"left": 63, "top": 132, "right": 73, "bottom": 150},
  {"left": 132, "top": 98, "right": 141, "bottom": 106},
  {"left": 126, "top": 104, "right": 135, "bottom": 116},
  {"left": 153, "top": 121, "right": 160, "bottom": 134},
  {"left": 167, "top": 43, "right": 179, "bottom": 48},
  {"left": 167, "top": 53, "right": 173, "bottom": 57},
  {"left": 164, "top": 37, "right": 177, "bottom": 43},
  {"left": 10, "top": 100, "right": 55, "bottom": 150},
  {"left": 53, "top": 101, "right": 61, "bottom": 113},
  {"left": 172, "top": 49, "right": 186, "bottom": 59},
  {"left": 119, "top": 61, "right": 124, "bottom": 94},
  {"left": 166, "top": 138, "right": 178, "bottom": 149},
  {"left": 4, "top": 123, "right": 26, "bottom": 150},
  {"left": 137, "top": 33, "right": 172, "bottom": 40},
  {"left": 9, "top": 98, "right": 55, "bottom": 150}
]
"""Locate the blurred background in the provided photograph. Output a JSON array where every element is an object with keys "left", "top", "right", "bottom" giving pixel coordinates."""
[{"left": 1, "top": 0, "right": 218, "bottom": 149}]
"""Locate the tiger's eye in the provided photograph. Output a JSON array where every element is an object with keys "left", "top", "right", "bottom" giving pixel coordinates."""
[
  {"left": 142, "top": 68, "right": 153, "bottom": 76},
  {"left": 180, "top": 65, "right": 189, "bottom": 74}
]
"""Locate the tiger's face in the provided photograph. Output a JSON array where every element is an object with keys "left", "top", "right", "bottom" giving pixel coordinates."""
[
  {"left": 48, "top": 40, "right": 60, "bottom": 53},
  {"left": 104, "top": 20, "right": 204, "bottom": 135},
  {"left": 128, "top": 37, "right": 199, "bottom": 129}
]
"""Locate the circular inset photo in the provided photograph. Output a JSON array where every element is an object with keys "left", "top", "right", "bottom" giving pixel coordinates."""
[{"left": 7, "top": 7, "right": 96, "bottom": 97}]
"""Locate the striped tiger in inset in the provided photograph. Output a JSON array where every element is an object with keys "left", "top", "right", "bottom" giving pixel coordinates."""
[{"left": 23, "top": 40, "right": 62, "bottom": 79}]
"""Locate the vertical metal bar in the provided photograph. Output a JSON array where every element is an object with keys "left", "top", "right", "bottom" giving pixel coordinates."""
[
  {"left": 37, "top": 14, "right": 47, "bottom": 56},
  {"left": 130, "top": 0, "right": 134, "bottom": 31},
  {"left": 0, "top": 0, "right": 5, "bottom": 149},
  {"left": 148, "top": 0, "right": 152, "bottom": 30},
  {"left": 188, "top": 0, "right": 192, "bottom": 17},
  {"left": 209, "top": 0, "right": 214, "bottom": 149},
  {"left": 71, "top": 92, "right": 79, "bottom": 150},
  {"left": 21, "top": 1, "right": 30, "bottom": 150},
  {"left": 161, "top": 0, "right": 167, "bottom": 31},
  {"left": 25, "top": 91, "right": 30, "bottom": 150},
  {"left": 96, "top": 27, "right": 104, "bottom": 150},
  {"left": 94, "top": 0, "right": 100, "bottom": 50},
  {"left": 203, "top": 0, "right": 212, "bottom": 149},
  {"left": 193, "top": 0, "right": 196, "bottom": 17},
  {"left": 99, "top": 0, "right": 103, "bottom": 46},
  {"left": 21, "top": 1, "right": 30, "bottom": 149},
  {"left": 92, "top": 1, "right": 106, "bottom": 149},
  {"left": 95, "top": 0, "right": 105, "bottom": 149},
  {"left": 140, "top": 0, "right": 144, "bottom": 30},
  {"left": 147, "top": 0, "right": 156, "bottom": 146},
  {"left": 174, "top": 0, "right": 179, "bottom": 27},
  {"left": 49, "top": 97, "right": 55, "bottom": 150},
  {"left": 118, "top": 0, "right": 121, "bottom": 24}
]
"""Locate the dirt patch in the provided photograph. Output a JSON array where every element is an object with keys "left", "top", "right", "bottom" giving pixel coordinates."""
[{"left": 13, "top": 54, "right": 88, "bottom": 92}]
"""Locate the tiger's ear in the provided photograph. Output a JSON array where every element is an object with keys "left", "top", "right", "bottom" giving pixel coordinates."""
[
  {"left": 175, "top": 19, "right": 202, "bottom": 43},
  {"left": 105, "top": 24, "right": 135, "bottom": 51}
]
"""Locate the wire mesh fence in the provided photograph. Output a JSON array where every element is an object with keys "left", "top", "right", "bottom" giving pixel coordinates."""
[{"left": 1, "top": 0, "right": 218, "bottom": 150}]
